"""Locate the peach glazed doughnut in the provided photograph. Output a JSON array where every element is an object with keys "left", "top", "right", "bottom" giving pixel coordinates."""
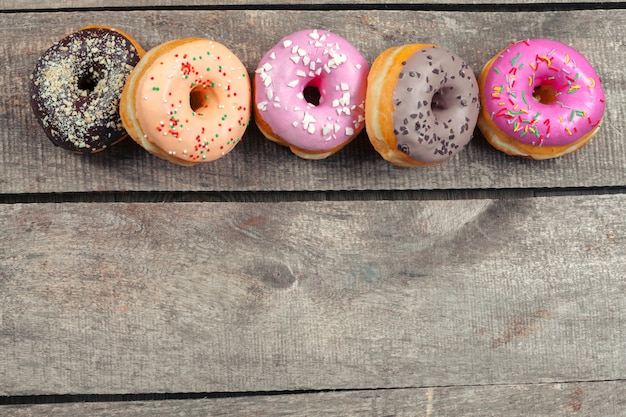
[
  {"left": 478, "top": 38, "right": 605, "bottom": 159},
  {"left": 253, "top": 29, "right": 369, "bottom": 159},
  {"left": 120, "top": 38, "right": 251, "bottom": 166},
  {"left": 366, "top": 44, "right": 480, "bottom": 167},
  {"left": 30, "top": 25, "right": 144, "bottom": 153}
]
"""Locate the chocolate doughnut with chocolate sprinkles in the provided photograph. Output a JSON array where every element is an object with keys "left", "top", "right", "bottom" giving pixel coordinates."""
[
  {"left": 366, "top": 44, "right": 480, "bottom": 166},
  {"left": 30, "top": 25, "right": 144, "bottom": 153}
]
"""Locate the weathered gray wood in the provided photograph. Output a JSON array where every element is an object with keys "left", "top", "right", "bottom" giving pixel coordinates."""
[
  {"left": 1, "top": 0, "right": 620, "bottom": 9},
  {"left": 2, "top": 195, "right": 626, "bottom": 395},
  {"left": 1, "top": 9, "right": 624, "bottom": 193},
  {"left": 3, "top": 381, "right": 626, "bottom": 416}
]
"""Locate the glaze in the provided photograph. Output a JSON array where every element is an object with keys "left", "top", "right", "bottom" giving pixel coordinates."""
[
  {"left": 254, "top": 29, "right": 369, "bottom": 159},
  {"left": 121, "top": 38, "right": 250, "bottom": 165},
  {"left": 366, "top": 44, "right": 479, "bottom": 166},
  {"left": 478, "top": 38, "right": 605, "bottom": 158},
  {"left": 30, "top": 26, "right": 143, "bottom": 153}
]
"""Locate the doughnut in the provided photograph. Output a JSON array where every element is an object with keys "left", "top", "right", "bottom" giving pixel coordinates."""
[
  {"left": 365, "top": 44, "right": 480, "bottom": 167},
  {"left": 478, "top": 38, "right": 605, "bottom": 159},
  {"left": 253, "top": 29, "right": 369, "bottom": 159},
  {"left": 120, "top": 38, "right": 251, "bottom": 165},
  {"left": 29, "top": 25, "right": 144, "bottom": 153}
]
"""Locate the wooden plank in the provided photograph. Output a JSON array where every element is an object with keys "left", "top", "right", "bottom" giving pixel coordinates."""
[
  {"left": 1, "top": 0, "right": 621, "bottom": 9},
  {"left": 1, "top": 195, "right": 626, "bottom": 395},
  {"left": 0, "top": 10, "right": 626, "bottom": 193},
  {"left": 1, "top": 9, "right": 625, "bottom": 193},
  {"left": 3, "top": 381, "right": 626, "bottom": 416}
]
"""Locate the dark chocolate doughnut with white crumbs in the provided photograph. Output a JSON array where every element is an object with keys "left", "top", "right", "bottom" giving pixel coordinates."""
[
  {"left": 29, "top": 25, "right": 144, "bottom": 153},
  {"left": 366, "top": 44, "right": 480, "bottom": 167}
]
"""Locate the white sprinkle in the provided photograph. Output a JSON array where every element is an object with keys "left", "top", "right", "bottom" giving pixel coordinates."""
[
  {"left": 273, "top": 102, "right": 281, "bottom": 108},
  {"left": 297, "top": 48, "right": 307, "bottom": 57},
  {"left": 291, "top": 46, "right": 299, "bottom": 54},
  {"left": 262, "top": 62, "right": 273, "bottom": 72},
  {"left": 270, "top": 52, "right": 276, "bottom": 59},
  {"left": 296, "top": 92, "right": 304, "bottom": 100},
  {"left": 267, "top": 89, "right": 274, "bottom": 100},
  {"left": 345, "top": 127, "right": 354, "bottom": 136},
  {"left": 307, "top": 125, "right": 316, "bottom": 134},
  {"left": 303, "top": 56, "right": 310, "bottom": 66},
  {"left": 290, "top": 56, "right": 300, "bottom": 64},
  {"left": 309, "top": 30, "right": 320, "bottom": 40},
  {"left": 322, "top": 123, "right": 333, "bottom": 135},
  {"left": 292, "top": 121, "right": 298, "bottom": 127},
  {"left": 340, "top": 83, "right": 349, "bottom": 91},
  {"left": 287, "top": 80, "right": 299, "bottom": 88},
  {"left": 296, "top": 70, "right": 307, "bottom": 77},
  {"left": 283, "top": 40, "right": 292, "bottom": 48},
  {"left": 340, "top": 92, "right": 351, "bottom": 106},
  {"left": 257, "top": 101, "right": 268, "bottom": 111},
  {"left": 355, "top": 64, "right": 362, "bottom": 70},
  {"left": 332, "top": 99, "right": 340, "bottom": 108}
]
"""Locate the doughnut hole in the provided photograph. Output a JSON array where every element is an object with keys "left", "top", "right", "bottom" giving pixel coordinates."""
[
  {"left": 431, "top": 87, "right": 454, "bottom": 112},
  {"left": 189, "top": 85, "right": 216, "bottom": 113},
  {"left": 533, "top": 83, "right": 558, "bottom": 104},
  {"left": 78, "top": 74, "right": 98, "bottom": 92},
  {"left": 303, "top": 79, "right": 321, "bottom": 106}
]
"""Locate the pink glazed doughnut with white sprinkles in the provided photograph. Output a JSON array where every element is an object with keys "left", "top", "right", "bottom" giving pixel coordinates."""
[{"left": 253, "top": 29, "right": 369, "bottom": 159}]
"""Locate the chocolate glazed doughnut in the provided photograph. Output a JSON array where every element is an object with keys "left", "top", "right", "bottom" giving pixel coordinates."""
[
  {"left": 366, "top": 44, "right": 480, "bottom": 166},
  {"left": 30, "top": 26, "right": 144, "bottom": 153}
]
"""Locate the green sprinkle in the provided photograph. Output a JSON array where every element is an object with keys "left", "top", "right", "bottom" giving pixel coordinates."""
[
  {"left": 206, "top": 67, "right": 211, "bottom": 71},
  {"left": 493, "top": 67, "right": 501, "bottom": 74},
  {"left": 510, "top": 52, "right": 521, "bottom": 65},
  {"left": 152, "top": 87, "right": 160, "bottom": 91},
  {"left": 522, "top": 90, "right": 528, "bottom": 105}
]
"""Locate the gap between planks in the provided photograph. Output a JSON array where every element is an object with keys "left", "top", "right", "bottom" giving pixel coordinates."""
[
  {"left": 2, "top": 378, "right": 625, "bottom": 406},
  {"left": 0, "top": 186, "right": 625, "bottom": 204},
  {"left": 3, "top": 3, "right": 626, "bottom": 14}
]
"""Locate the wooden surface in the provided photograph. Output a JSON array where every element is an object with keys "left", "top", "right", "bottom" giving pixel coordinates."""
[
  {"left": 2, "top": 1, "right": 626, "bottom": 416},
  {"left": 2, "top": 9, "right": 625, "bottom": 193}
]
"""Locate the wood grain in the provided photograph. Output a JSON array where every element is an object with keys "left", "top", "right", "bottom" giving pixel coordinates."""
[
  {"left": 1, "top": 0, "right": 621, "bottom": 9},
  {"left": 3, "top": 381, "right": 626, "bottom": 416},
  {"left": 1, "top": 9, "right": 624, "bottom": 193},
  {"left": 2, "top": 195, "right": 626, "bottom": 395}
]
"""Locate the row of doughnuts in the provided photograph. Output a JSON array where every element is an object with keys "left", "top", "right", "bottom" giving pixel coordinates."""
[{"left": 30, "top": 26, "right": 605, "bottom": 166}]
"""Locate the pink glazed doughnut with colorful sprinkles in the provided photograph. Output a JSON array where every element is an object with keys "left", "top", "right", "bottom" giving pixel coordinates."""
[
  {"left": 478, "top": 38, "right": 605, "bottom": 159},
  {"left": 253, "top": 29, "right": 369, "bottom": 159}
]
